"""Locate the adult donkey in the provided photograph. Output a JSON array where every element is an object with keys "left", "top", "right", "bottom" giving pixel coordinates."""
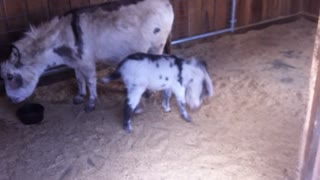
[{"left": 1, "top": 0, "right": 174, "bottom": 111}]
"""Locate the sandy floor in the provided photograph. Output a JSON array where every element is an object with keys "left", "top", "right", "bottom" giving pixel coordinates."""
[{"left": 0, "top": 19, "right": 317, "bottom": 180}]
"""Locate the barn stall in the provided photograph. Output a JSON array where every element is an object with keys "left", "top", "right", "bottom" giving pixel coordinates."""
[{"left": 0, "top": 0, "right": 319, "bottom": 179}]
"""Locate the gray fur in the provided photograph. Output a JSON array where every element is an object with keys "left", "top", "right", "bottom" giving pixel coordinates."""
[{"left": 1, "top": 0, "right": 174, "bottom": 111}]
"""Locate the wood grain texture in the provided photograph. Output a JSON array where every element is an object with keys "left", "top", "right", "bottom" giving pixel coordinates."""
[
  {"left": 0, "top": 0, "right": 308, "bottom": 53},
  {"left": 299, "top": 17, "right": 320, "bottom": 180},
  {"left": 304, "top": 0, "right": 320, "bottom": 16}
]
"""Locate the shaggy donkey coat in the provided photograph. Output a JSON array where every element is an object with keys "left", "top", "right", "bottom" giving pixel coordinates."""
[
  {"left": 101, "top": 52, "right": 214, "bottom": 132},
  {"left": 1, "top": 0, "right": 174, "bottom": 111}
]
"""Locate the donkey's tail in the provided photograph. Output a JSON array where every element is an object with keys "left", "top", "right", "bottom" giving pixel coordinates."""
[
  {"left": 197, "top": 59, "right": 214, "bottom": 97},
  {"left": 203, "top": 70, "right": 214, "bottom": 97}
]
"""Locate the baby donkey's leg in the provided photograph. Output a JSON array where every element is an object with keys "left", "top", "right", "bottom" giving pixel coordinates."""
[
  {"left": 123, "top": 86, "right": 146, "bottom": 133},
  {"left": 161, "top": 89, "right": 172, "bottom": 112},
  {"left": 172, "top": 86, "right": 191, "bottom": 122}
]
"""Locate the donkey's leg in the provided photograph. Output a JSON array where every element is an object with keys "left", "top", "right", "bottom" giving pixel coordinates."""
[
  {"left": 73, "top": 69, "right": 87, "bottom": 105},
  {"left": 79, "top": 64, "right": 98, "bottom": 112},
  {"left": 172, "top": 86, "right": 191, "bottom": 122},
  {"left": 163, "top": 33, "right": 172, "bottom": 55},
  {"left": 123, "top": 86, "right": 145, "bottom": 133},
  {"left": 161, "top": 89, "right": 172, "bottom": 112}
]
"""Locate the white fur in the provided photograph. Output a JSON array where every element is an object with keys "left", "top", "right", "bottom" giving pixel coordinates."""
[
  {"left": 1, "top": 0, "right": 174, "bottom": 111},
  {"left": 101, "top": 53, "right": 214, "bottom": 132}
]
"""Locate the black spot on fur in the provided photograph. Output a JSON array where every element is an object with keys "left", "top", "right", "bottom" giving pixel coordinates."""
[
  {"left": 15, "top": 74, "right": 23, "bottom": 88},
  {"left": 156, "top": 63, "right": 159, "bottom": 68},
  {"left": 165, "top": 77, "right": 169, "bottom": 81},
  {"left": 159, "top": 75, "right": 163, "bottom": 79},
  {"left": 153, "top": 27, "right": 161, "bottom": 34},
  {"left": 174, "top": 56, "right": 184, "bottom": 85},
  {"left": 170, "top": 62, "right": 173, "bottom": 67},
  {"left": 65, "top": 0, "right": 144, "bottom": 15},
  {"left": 54, "top": 45, "right": 76, "bottom": 61},
  {"left": 71, "top": 13, "right": 83, "bottom": 58},
  {"left": 161, "top": 84, "right": 166, "bottom": 87}
]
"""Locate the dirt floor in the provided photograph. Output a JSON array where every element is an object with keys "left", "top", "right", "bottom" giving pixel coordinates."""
[{"left": 0, "top": 18, "right": 317, "bottom": 180}]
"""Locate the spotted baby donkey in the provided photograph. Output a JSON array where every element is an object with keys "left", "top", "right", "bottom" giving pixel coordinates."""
[{"left": 101, "top": 52, "right": 214, "bottom": 132}]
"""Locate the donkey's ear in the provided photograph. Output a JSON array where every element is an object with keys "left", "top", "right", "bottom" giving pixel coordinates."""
[
  {"left": 9, "top": 45, "right": 23, "bottom": 68},
  {"left": 9, "top": 45, "right": 19, "bottom": 61}
]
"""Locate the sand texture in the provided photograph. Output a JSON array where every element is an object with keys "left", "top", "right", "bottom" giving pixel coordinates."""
[{"left": 0, "top": 19, "right": 317, "bottom": 180}]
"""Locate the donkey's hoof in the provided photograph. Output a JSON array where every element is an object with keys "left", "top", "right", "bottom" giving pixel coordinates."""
[
  {"left": 134, "top": 106, "right": 143, "bottom": 114},
  {"left": 73, "top": 95, "right": 85, "bottom": 105},
  {"left": 162, "top": 106, "right": 171, "bottom": 113},
  {"left": 123, "top": 124, "right": 133, "bottom": 133},
  {"left": 182, "top": 115, "right": 192, "bottom": 122},
  {"left": 84, "top": 104, "right": 95, "bottom": 112}
]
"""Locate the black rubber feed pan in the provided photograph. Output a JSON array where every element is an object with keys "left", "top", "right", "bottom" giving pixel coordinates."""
[{"left": 16, "top": 103, "right": 45, "bottom": 125}]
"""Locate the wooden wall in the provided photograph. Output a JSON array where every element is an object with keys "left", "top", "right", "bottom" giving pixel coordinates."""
[
  {"left": 236, "top": 0, "right": 301, "bottom": 27},
  {"left": 0, "top": 0, "right": 312, "bottom": 57},
  {"left": 172, "top": 0, "right": 302, "bottom": 39},
  {"left": 304, "top": 0, "right": 320, "bottom": 17},
  {"left": 0, "top": 0, "right": 114, "bottom": 48},
  {"left": 299, "top": 17, "right": 320, "bottom": 180}
]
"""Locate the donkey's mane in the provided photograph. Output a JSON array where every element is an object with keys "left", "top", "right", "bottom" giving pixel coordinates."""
[
  {"left": 25, "top": 17, "right": 60, "bottom": 41},
  {"left": 12, "top": 16, "right": 68, "bottom": 64}
]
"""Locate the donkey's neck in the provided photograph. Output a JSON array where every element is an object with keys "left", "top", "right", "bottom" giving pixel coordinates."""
[{"left": 39, "top": 49, "right": 66, "bottom": 73}]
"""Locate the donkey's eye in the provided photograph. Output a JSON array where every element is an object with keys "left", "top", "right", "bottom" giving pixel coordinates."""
[{"left": 7, "top": 74, "right": 14, "bottom": 81}]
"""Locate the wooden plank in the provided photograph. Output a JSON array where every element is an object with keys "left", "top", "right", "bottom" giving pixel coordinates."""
[
  {"left": 70, "top": 0, "right": 90, "bottom": 8},
  {"left": 27, "top": 0, "right": 50, "bottom": 25},
  {"left": 202, "top": 0, "right": 215, "bottom": 31},
  {"left": 290, "top": 0, "right": 302, "bottom": 14},
  {"left": 48, "top": 0, "right": 71, "bottom": 16},
  {"left": 236, "top": 0, "right": 252, "bottom": 27},
  {"left": 187, "top": 0, "right": 202, "bottom": 36},
  {"left": 214, "top": 0, "right": 229, "bottom": 30},
  {"left": 3, "top": 0, "right": 27, "bottom": 16},
  {"left": 280, "top": 0, "right": 291, "bottom": 16},
  {"left": 253, "top": 0, "right": 264, "bottom": 23},
  {"left": 304, "top": 0, "right": 320, "bottom": 16},
  {"left": 299, "top": 17, "right": 320, "bottom": 180},
  {"left": 171, "top": 0, "right": 189, "bottom": 39}
]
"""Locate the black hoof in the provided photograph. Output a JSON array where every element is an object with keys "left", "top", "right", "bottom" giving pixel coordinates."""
[
  {"left": 73, "top": 96, "right": 85, "bottom": 105},
  {"left": 123, "top": 124, "right": 132, "bottom": 133},
  {"left": 84, "top": 104, "right": 95, "bottom": 112},
  {"left": 182, "top": 115, "right": 192, "bottom": 122}
]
